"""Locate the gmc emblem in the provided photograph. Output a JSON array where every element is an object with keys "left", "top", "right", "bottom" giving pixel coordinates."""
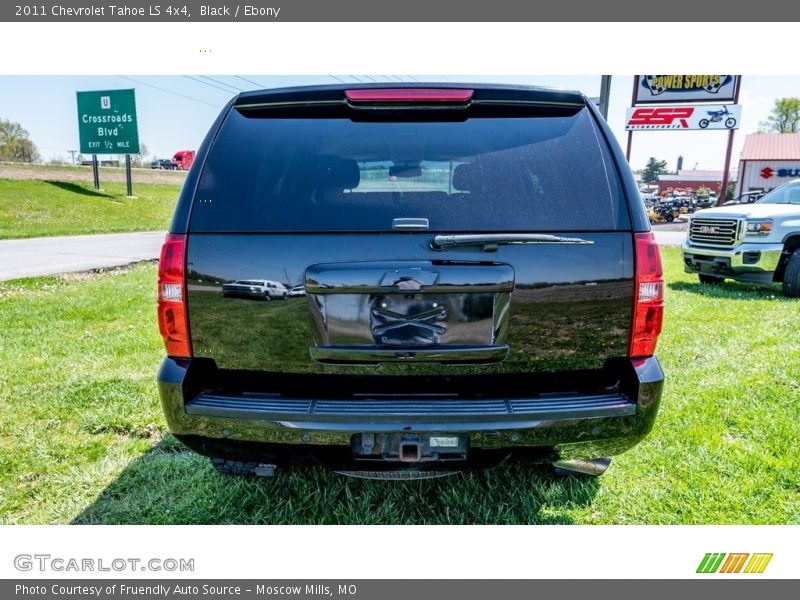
[{"left": 698, "top": 226, "right": 718, "bottom": 234}]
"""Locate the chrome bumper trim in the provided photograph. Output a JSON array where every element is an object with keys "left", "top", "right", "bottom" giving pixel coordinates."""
[{"left": 682, "top": 240, "right": 783, "bottom": 274}]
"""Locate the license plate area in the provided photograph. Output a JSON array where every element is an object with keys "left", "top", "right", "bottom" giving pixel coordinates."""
[
  {"left": 306, "top": 261, "right": 513, "bottom": 364},
  {"left": 352, "top": 433, "right": 468, "bottom": 463}
]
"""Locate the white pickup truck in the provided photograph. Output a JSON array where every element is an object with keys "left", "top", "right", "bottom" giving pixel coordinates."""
[
  {"left": 221, "top": 279, "right": 289, "bottom": 300},
  {"left": 682, "top": 179, "right": 800, "bottom": 297}
]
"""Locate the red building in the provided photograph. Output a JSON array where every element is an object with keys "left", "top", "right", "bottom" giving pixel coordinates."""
[{"left": 657, "top": 169, "right": 737, "bottom": 196}]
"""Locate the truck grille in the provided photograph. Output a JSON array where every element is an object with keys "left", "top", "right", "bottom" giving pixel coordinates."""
[{"left": 689, "top": 218, "right": 742, "bottom": 248}]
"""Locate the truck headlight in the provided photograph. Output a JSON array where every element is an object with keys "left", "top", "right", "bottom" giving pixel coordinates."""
[{"left": 745, "top": 219, "right": 773, "bottom": 236}]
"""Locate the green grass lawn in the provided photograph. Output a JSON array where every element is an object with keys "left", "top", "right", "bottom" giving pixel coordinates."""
[
  {"left": 0, "top": 178, "right": 179, "bottom": 239},
  {"left": 0, "top": 248, "right": 798, "bottom": 524}
]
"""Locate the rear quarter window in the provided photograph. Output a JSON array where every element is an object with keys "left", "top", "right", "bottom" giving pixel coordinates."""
[{"left": 189, "top": 106, "right": 629, "bottom": 232}]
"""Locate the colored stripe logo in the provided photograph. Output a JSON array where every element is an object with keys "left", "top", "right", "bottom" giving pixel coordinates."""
[{"left": 697, "top": 553, "right": 773, "bottom": 574}]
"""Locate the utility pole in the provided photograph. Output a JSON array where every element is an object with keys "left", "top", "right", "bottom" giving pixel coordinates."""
[
  {"left": 68, "top": 150, "right": 77, "bottom": 165},
  {"left": 599, "top": 75, "right": 612, "bottom": 120},
  {"left": 626, "top": 76, "right": 639, "bottom": 162},
  {"left": 719, "top": 77, "right": 742, "bottom": 205}
]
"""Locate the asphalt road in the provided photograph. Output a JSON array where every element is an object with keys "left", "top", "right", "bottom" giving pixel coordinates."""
[
  {"left": 651, "top": 229, "right": 686, "bottom": 246},
  {"left": 0, "top": 229, "right": 685, "bottom": 281},
  {"left": 0, "top": 231, "right": 166, "bottom": 281}
]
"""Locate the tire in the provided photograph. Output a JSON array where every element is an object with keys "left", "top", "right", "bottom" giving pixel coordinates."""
[
  {"left": 699, "top": 119, "right": 709, "bottom": 128},
  {"left": 782, "top": 249, "right": 800, "bottom": 297},
  {"left": 699, "top": 274, "right": 724, "bottom": 285},
  {"left": 725, "top": 117, "right": 737, "bottom": 128},
  {"left": 263, "top": 293, "right": 271, "bottom": 301},
  {"left": 665, "top": 214, "right": 674, "bottom": 223}
]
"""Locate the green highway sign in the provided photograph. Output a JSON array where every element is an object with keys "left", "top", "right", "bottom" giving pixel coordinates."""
[{"left": 76, "top": 89, "right": 139, "bottom": 154}]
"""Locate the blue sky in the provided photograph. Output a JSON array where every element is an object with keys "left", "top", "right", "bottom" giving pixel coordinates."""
[{"left": 0, "top": 75, "right": 794, "bottom": 170}]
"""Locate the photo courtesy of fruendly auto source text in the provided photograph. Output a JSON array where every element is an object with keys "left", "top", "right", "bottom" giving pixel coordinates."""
[{"left": 0, "top": 1, "right": 798, "bottom": 595}]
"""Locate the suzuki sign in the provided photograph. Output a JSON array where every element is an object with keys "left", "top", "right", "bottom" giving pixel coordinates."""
[
  {"left": 737, "top": 161, "right": 800, "bottom": 196},
  {"left": 760, "top": 167, "right": 800, "bottom": 179},
  {"left": 625, "top": 104, "right": 742, "bottom": 131}
]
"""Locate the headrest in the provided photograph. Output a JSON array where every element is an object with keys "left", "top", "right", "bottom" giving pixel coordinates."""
[
  {"left": 315, "top": 155, "right": 360, "bottom": 190},
  {"left": 452, "top": 162, "right": 481, "bottom": 192}
]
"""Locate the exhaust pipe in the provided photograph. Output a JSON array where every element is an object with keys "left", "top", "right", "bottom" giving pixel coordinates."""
[{"left": 553, "top": 457, "right": 611, "bottom": 477}]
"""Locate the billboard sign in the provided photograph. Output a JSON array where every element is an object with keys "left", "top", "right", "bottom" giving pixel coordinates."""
[
  {"left": 625, "top": 104, "right": 742, "bottom": 131},
  {"left": 77, "top": 89, "right": 139, "bottom": 154},
  {"left": 635, "top": 75, "right": 739, "bottom": 104}
]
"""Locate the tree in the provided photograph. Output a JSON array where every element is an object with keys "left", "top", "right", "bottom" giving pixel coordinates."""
[
  {"left": 129, "top": 142, "right": 150, "bottom": 168},
  {"left": 761, "top": 98, "right": 800, "bottom": 133},
  {"left": 0, "top": 119, "right": 41, "bottom": 163},
  {"left": 726, "top": 181, "right": 736, "bottom": 202},
  {"left": 641, "top": 157, "right": 669, "bottom": 184}
]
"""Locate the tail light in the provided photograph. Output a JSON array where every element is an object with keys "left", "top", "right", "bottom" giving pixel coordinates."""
[
  {"left": 345, "top": 88, "right": 474, "bottom": 103},
  {"left": 157, "top": 233, "right": 192, "bottom": 358},
  {"left": 629, "top": 232, "right": 664, "bottom": 359}
]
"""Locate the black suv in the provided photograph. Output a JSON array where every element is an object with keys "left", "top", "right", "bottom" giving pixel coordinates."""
[{"left": 157, "top": 83, "right": 665, "bottom": 479}]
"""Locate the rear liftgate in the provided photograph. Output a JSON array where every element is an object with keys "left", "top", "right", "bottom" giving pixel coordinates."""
[{"left": 306, "top": 260, "right": 514, "bottom": 467}]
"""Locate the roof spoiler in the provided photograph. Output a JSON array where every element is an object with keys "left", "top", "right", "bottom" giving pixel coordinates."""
[{"left": 233, "top": 83, "right": 586, "bottom": 111}]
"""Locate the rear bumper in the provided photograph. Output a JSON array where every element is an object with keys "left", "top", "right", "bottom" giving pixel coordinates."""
[
  {"left": 158, "top": 356, "right": 664, "bottom": 466},
  {"left": 682, "top": 240, "right": 783, "bottom": 283}
]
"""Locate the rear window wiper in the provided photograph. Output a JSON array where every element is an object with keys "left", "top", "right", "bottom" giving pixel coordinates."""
[{"left": 430, "top": 233, "right": 594, "bottom": 252}]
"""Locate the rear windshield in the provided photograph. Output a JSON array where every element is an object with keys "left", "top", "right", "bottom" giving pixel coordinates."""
[{"left": 189, "top": 107, "right": 628, "bottom": 232}]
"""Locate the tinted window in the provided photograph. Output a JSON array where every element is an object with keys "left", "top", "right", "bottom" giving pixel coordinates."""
[{"left": 190, "top": 107, "right": 628, "bottom": 232}]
